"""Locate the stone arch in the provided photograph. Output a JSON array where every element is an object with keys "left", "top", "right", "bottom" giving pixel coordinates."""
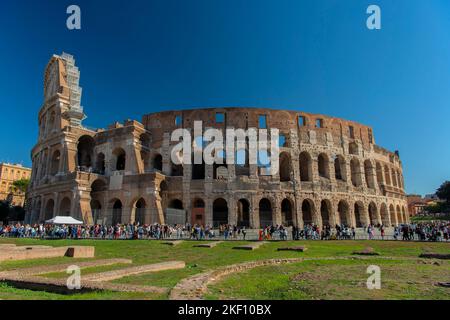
[
  {"left": 389, "top": 204, "right": 396, "bottom": 225},
  {"left": 168, "top": 199, "right": 183, "bottom": 209},
  {"left": 368, "top": 202, "right": 378, "bottom": 226},
  {"left": 77, "top": 135, "right": 95, "bottom": 169},
  {"left": 112, "top": 148, "right": 126, "bottom": 171},
  {"left": 302, "top": 199, "right": 315, "bottom": 226},
  {"left": 380, "top": 203, "right": 389, "bottom": 226},
  {"left": 44, "top": 199, "right": 55, "bottom": 220},
  {"left": 90, "top": 199, "right": 102, "bottom": 223},
  {"left": 402, "top": 206, "right": 407, "bottom": 223},
  {"left": 364, "top": 160, "right": 375, "bottom": 189},
  {"left": 350, "top": 158, "right": 362, "bottom": 187},
  {"left": 338, "top": 200, "right": 350, "bottom": 227},
  {"left": 279, "top": 152, "right": 292, "bottom": 182},
  {"left": 50, "top": 150, "right": 61, "bottom": 175},
  {"left": 318, "top": 153, "right": 330, "bottom": 179},
  {"left": 396, "top": 205, "right": 402, "bottom": 223},
  {"left": 132, "top": 198, "right": 146, "bottom": 224},
  {"left": 213, "top": 198, "right": 228, "bottom": 227},
  {"left": 334, "top": 155, "right": 346, "bottom": 181},
  {"left": 281, "top": 198, "right": 294, "bottom": 226},
  {"left": 110, "top": 198, "right": 123, "bottom": 225},
  {"left": 391, "top": 168, "right": 398, "bottom": 187},
  {"left": 299, "top": 151, "right": 312, "bottom": 181},
  {"left": 384, "top": 165, "right": 391, "bottom": 185},
  {"left": 259, "top": 198, "right": 273, "bottom": 227},
  {"left": 237, "top": 198, "right": 250, "bottom": 227},
  {"left": 192, "top": 198, "right": 205, "bottom": 226},
  {"left": 320, "top": 199, "right": 332, "bottom": 227},
  {"left": 59, "top": 197, "right": 71, "bottom": 216},
  {"left": 354, "top": 201, "right": 365, "bottom": 227},
  {"left": 376, "top": 162, "right": 383, "bottom": 187}
]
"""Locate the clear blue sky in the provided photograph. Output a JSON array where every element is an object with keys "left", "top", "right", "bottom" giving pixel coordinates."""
[{"left": 0, "top": 0, "right": 449, "bottom": 195}]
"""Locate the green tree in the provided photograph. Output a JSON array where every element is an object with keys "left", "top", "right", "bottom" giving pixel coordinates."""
[
  {"left": 12, "top": 178, "right": 30, "bottom": 193},
  {"left": 436, "top": 181, "right": 450, "bottom": 204}
]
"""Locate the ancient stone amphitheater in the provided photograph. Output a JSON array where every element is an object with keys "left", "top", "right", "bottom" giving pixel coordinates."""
[{"left": 26, "top": 53, "right": 408, "bottom": 229}]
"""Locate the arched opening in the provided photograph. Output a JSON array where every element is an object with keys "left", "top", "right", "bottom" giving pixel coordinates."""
[
  {"left": 59, "top": 197, "right": 71, "bottom": 216},
  {"left": 77, "top": 135, "right": 95, "bottom": 170},
  {"left": 281, "top": 198, "right": 293, "bottom": 226},
  {"left": 237, "top": 199, "right": 250, "bottom": 227},
  {"left": 318, "top": 153, "right": 330, "bottom": 179},
  {"left": 376, "top": 162, "right": 383, "bottom": 188},
  {"left": 192, "top": 198, "right": 205, "bottom": 226},
  {"left": 384, "top": 165, "right": 391, "bottom": 185},
  {"left": 302, "top": 199, "right": 314, "bottom": 226},
  {"left": 90, "top": 199, "right": 102, "bottom": 223},
  {"left": 192, "top": 156, "right": 206, "bottom": 180},
  {"left": 44, "top": 199, "right": 54, "bottom": 220},
  {"left": 389, "top": 204, "right": 396, "bottom": 225},
  {"left": 95, "top": 153, "right": 105, "bottom": 174},
  {"left": 299, "top": 152, "right": 312, "bottom": 181},
  {"left": 169, "top": 199, "right": 183, "bottom": 210},
  {"left": 364, "top": 160, "right": 375, "bottom": 189},
  {"left": 279, "top": 152, "right": 292, "bottom": 182},
  {"left": 113, "top": 148, "right": 126, "bottom": 171},
  {"left": 368, "top": 202, "right": 378, "bottom": 226},
  {"left": 152, "top": 154, "right": 163, "bottom": 171},
  {"left": 350, "top": 158, "right": 362, "bottom": 187},
  {"left": 402, "top": 207, "right": 407, "bottom": 223},
  {"left": 396, "top": 205, "right": 402, "bottom": 223},
  {"left": 380, "top": 203, "right": 389, "bottom": 226},
  {"left": 213, "top": 164, "right": 228, "bottom": 180},
  {"left": 50, "top": 150, "right": 60, "bottom": 176},
  {"left": 112, "top": 199, "right": 123, "bottom": 225},
  {"left": 334, "top": 155, "right": 346, "bottom": 181},
  {"left": 338, "top": 200, "right": 350, "bottom": 226},
  {"left": 259, "top": 198, "right": 273, "bottom": 227},
  {"left": 320, "top": 200, "right": 331, "bottom": 227},
  {"left": 213, "top": 198, "right": 228, "bottom": 227},
  {"left": 134, "top": 198, "right": 146, "bottom": 225},
  {"left": 349, "top": 142, "right": 358, "bottom": 155},
  {"left": 354, "top": 201, "right": 365, "bottom": 227},
  {"left": 391, "top": 168, "right": 398, "bottom": 187}
]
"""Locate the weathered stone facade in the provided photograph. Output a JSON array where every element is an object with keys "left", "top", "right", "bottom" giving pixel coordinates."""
[{"left": 26, "top": 53, "right": 408, "bottom": 228}]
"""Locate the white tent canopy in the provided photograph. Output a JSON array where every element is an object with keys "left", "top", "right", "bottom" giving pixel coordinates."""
[{"left": 45, "top": 216, "right": 84, "bottom": 225}]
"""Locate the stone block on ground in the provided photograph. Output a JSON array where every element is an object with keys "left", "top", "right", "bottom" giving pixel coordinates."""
[
  {"left": 352, "top": 247, "right": 380, "bottom": 256},
  {"left": 419, "top": 253, "right": 450, "bottom": 260},
  {"left": 232, "top": 242, "right": 265, "bottom": 251},
  {"left": 64, "top": 246, "right": 95, "bottom": 258},
  {"left": 193, "top": 241, "right": 222, "bottom": 248},
  {"left": 437, "top": 282, "right": 450, "bottom": 288},
  {"left": 162, "top": 240, "right": 183, "bottom": 246},
  {"left": 277, "top": 246, "right": 308, "bottom": 252}
]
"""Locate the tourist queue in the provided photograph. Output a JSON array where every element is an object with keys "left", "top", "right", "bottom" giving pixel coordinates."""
[{"left": 0, "top": 221, "right": 449, "bottom": 242}]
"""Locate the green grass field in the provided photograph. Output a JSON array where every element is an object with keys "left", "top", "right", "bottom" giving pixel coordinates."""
[{"left": 0, "top": 238, "right": 449, "bottom": 300}]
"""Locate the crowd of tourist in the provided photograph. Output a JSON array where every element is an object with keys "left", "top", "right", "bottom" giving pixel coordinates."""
[{"left": 0, "top": 221, "right": 449, "bottom": 242}]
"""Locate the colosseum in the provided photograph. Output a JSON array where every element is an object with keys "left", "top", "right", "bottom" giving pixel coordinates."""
[{"left": 25, "top": 53, "right": 409, "bottom": 229}]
